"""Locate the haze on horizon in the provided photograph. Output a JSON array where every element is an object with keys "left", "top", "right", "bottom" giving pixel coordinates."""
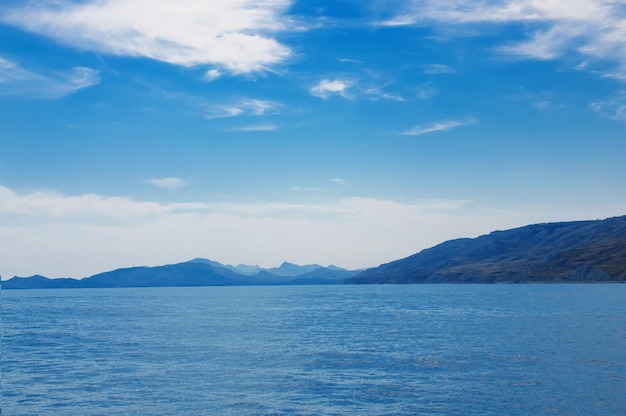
[{"left": 1, "top": 0, "right": 625, "bottom": 279}]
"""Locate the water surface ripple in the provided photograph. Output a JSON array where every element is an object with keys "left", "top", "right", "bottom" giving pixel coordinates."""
[{"left": 2, "top": 284, "right": 625, "bottom": 415}]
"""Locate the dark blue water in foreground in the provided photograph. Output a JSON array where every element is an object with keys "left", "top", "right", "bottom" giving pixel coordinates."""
[{"left": 2, "top": 285, "right": 626, "bottom": 415}]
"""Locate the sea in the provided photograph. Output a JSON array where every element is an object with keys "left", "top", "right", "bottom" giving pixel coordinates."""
[{"left": 2, "top": 284, "right": 625, "bottom": 415}]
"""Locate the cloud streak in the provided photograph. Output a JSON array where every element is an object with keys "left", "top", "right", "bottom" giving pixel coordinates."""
[
  {"left": 310, "top": 79, "right": 355, "bottom": 99},
  {"left": 384, "top": 0, "right": 626, "bottom": 80},
  {"left": 0, "top": 56, "right": 99, "bottom": 98},
  {"left": 205, "top": 99, "right": 282, "bottom": 119},
  {"left": 145, "top": 177, "right": 186, "bottom": 189},
  {"left": 423, "top": 63, "right": 455, "bottom": 74},
  {"left": 310, "top": 78, "right": 404, "bottom": 101},
  {"left": 229, "top": 124, "right": 279, "bottom": 132},
  {"left": 402, "top": 118, "right": 477, "bottom": 136},
  {"left": 590, "top": 92, "right": 626, "bottom": 122},
  {"left": 1, "top": 0, "right": 294, "bottom": 74}
]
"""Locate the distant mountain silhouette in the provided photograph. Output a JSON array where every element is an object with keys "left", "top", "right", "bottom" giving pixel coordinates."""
[
  {"left": 2, "top": 260, "right": 357, "bottom": 289},
  {"left": 266, "top": 262, "right": 323, "bottom": 276},
  {"left": 4, "top": 215, "right": 626, "bottom": 289},
  {"left": 348, "top": 215, "right": 626, "bottom": 284},
  {"left": 185, "top": 258, "right": 334, "bottom": 276},
  {"left": 2, "top": 275, "right": 80, "bottom": 289},
  {"left": 186, "top": 258, "right": 262, "bottom": 275}
]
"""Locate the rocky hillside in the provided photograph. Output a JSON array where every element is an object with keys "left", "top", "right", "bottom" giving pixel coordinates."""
[{"left": 349, "top": 215, "right": 626, "bottom": 283}]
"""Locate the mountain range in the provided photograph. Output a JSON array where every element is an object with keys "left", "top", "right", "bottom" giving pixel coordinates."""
[
  {"left": 3, "top": 215, "right": 626, "bottom": 289},
  {"left": 2, "top": 260, "right": 357, "bottom": 289}
]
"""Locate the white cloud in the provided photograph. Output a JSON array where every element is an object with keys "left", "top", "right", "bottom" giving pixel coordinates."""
[
  {"left": 145, "top": 177, "right": 186, "bottom": 189},
  {"left": 229, "top": 124, "right": 278, "bottom": 132},
  {"left": 362, "top": 84, "right": 406, "bottom": 101},
  {"left": 204, "top": 69, "right": 222, "bottom": 82},
  {"left": 384, "top": 0, "right": 609, "bottom": 26},
  {"left": 338, "top": 58, "right": 363, "bottom": 64},
  {"left": 244, "top": 99, "right": 281, "bottom": 115},
  {"left": 423, "top": 63, "right": 455, "bottom": 74},
  {"left": 384, "top": 0, "right": 626, "bottom": 80},
  {"left": 402, "top": 118, "right": 477, "bottom": 136},
  {"left": 590, "top": 92, "right": 626, "bottom": 122},
  {"left": 0, "top": 185, "right": 199, "bottom": 221},
  {"left": 206, "top": 105, "right": 245, "bottom": 119},
  {"left": 205, "top": 99, "right": 282, "bottom": 119},
  {"left": 1, "top": 184, "right": 624, "bottom": 279},
  {"left": 1, "top": 0, "right": 294, "bottom": 74},
  {"left": 330, "top": 178, "right": 348, "bottom": 184},
  {"left": 0, "top": 56, "right": 99, "bottom": 98},
  {"left": 310, "top": 78, "right": 404, "bottom": 101},
  {"left": 310, "top": 79, "right": 355, "bottom": 99}
]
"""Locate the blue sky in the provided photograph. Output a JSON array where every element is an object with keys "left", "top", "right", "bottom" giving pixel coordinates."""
[{"left": 1, "top": 0, "right": 626, "bottom": 278}]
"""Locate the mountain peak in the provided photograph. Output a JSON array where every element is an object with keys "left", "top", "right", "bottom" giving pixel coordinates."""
[{"left": 269, "top": 262, "right": 322, "bottom": 277}]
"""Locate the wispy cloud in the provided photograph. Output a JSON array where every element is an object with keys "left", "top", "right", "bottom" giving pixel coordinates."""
[
  {"left": 590, "top": 92, "right": 626, "bottom": 122},
  {"left": 416, "top": 82, "right": 438, "bottom": 100},
  {"left": 229, "top": 124, "right": 278, "bottom": 132},
  {"left": 1, "top": 0, "right": 294, "bottom": 74},
  {"left": 330, "top": 178, "right": 348, "bottom": 184},
  {"left": 362, "top": 84, "right": 406, "bottom": 101},
  {"left": 244, "top": 99, "right": 282, "bottom": 115},
  {"left": 203, "top": 69, "right": 222, "bottom": 82},
  {"left": 138, "top": 80, "right": 282, "bottom": 121},
  {"left": 338, "top": 58, "right": 363, "bottom": 64},
  {"left": 206, "top": 105, "right": 244, "bottom": 119},
  {"left": 514, "top": 89, "right": 565, "bottom": 111},
  {"left": 0, "top": 185, "right": 196, "bottom": 220},
  {"left": 0, "top": 56, "right": 99, "bottom": 99},
  {"left": 532, "top": 99, "right": 564, "bottom": 111},
  {"left": 310, "top": 78, "right": 404, "bottom": 101},
  {"left": 310, "top": 79, "right": 355, "bottom": 99},
  {"left": 206, "top": 99, "right": 282, "bottom": 119},
  {"left": 145, "top": 177, "right": 186, "bottom": 189},
  {"left": 423, "top": 63, "right": 455, "bottom": 74},
  {"left": 383, "top": 0, "right": 611, "bottom": 26},
  {"left": 383, "top": 0, "right": 626, "bottom": 81},
  {"left": 291, "top": 185, "right": 321, "bottom": 193},
  {"left": 402, "top": 117, "right": 477, "bottom": 136}
]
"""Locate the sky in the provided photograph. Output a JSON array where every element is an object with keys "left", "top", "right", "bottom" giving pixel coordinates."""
[{"left": 1, "top": 0, "right": 626, "bottom": 279}]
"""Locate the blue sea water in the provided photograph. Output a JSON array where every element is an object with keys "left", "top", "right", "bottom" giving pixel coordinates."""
[{"left": 2, "top": 284, "right": 625, "bottom": 415}]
